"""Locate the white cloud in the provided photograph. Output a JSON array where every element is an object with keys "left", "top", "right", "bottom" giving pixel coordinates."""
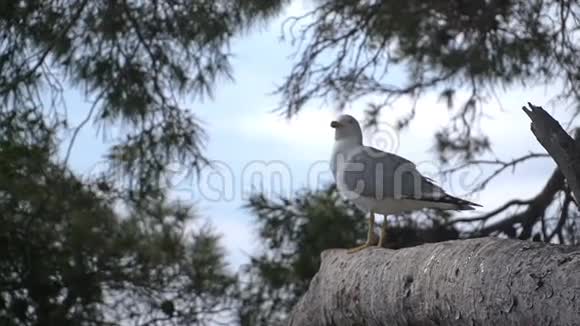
[{"left": 237, "top": 108, "right": 336, "bottom": 151}]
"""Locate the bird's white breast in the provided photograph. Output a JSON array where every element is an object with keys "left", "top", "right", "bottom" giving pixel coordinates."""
[
  {"left": 331, "top": 139, "right": 367, "bottom": 206},
  {"left": 330, "top": 139, "right": 359, "bottom": 174}
]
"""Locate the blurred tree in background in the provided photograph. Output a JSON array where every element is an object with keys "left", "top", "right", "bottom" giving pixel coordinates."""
[
  {"left": 0, "top": 0, "right": 289, "bottom": 198},
  {"left": 0, "top": 110, "right": 235, "bottom": 325},
  {"left": 278, "top": 0, "right": 576, "bottom": 158}
]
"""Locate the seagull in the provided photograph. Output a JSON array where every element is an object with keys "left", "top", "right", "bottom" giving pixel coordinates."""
[{"left": 330, "top": 114, "right": 481, "bottom": 253}]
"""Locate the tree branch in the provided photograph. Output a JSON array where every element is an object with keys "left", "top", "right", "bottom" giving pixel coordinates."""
[
  {"left": 288, "top": 238, "right": 580, "bottom": 326},
  {"left": 475, "top": 168, "right": 564, "bottom": 237},
  {"left": 522, "top": 102, "right": 580, "bottom": 205}
]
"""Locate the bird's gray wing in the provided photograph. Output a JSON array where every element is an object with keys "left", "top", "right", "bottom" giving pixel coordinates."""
[
  {"left": 338, "top": 146, "right": 481, "bottom": 209},
  {"left": 339, "top": 146, "right": 442, "bottom": 200}
]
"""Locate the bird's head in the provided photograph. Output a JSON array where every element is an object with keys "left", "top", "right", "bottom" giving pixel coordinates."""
[{"left": 330, "top": 114, "right": 363, "bottom": 143}]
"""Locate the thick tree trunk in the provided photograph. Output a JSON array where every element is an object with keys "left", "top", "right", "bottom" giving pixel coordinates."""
[
  {"left": 522, "top": 102, "right": 580, "bottom": 204},
  {"left": 287, "top": 237, "right": 580, "bottom": 326}
]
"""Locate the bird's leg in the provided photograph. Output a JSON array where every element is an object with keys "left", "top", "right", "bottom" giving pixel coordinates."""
[
  {"left": 378, "top": 215, "right": 388, "bottom": 248},
  {"left": 347, "top": 211, "right": 377, "bottom": 254}
]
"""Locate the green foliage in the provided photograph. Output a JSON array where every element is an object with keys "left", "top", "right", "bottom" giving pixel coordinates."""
[
  {"left": 237, "top": 186, "right": 461, "bottom": 325},
  {"left": 236, "top": 187, "right": 365, "bottom": 326},
  {"left": 0, "top": 111, "right": 235, "bottom": 325},
  {"left": 0, "top": 2, "right": 296, "bottom": 325},
  {"left": 0, "top": 0, "right": 290, "bottom": 201},
  {"left": 277, "top": 0, "right": 580, "bottom": 162}
]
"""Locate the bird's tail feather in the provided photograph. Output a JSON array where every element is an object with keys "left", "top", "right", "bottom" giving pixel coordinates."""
[{"left": 403, "top": 194, "right": 482, "bottom": 210}]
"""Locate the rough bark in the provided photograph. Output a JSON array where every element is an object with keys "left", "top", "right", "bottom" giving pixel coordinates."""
[
  {"left": 522, "top": 102, "right": 580, "bottom": 204},
  {"left": 287, "top": 237, "right": 580, "bottom": 326}
]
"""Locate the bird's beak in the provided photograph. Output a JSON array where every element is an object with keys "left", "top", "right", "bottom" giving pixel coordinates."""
[{"left": 330, "top": 121, "right": 341, "bottom": 128}]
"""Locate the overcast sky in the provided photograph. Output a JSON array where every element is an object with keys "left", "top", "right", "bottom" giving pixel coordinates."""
[{"left": 58, "top": 3, "right": 570, "bottom": 269}]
